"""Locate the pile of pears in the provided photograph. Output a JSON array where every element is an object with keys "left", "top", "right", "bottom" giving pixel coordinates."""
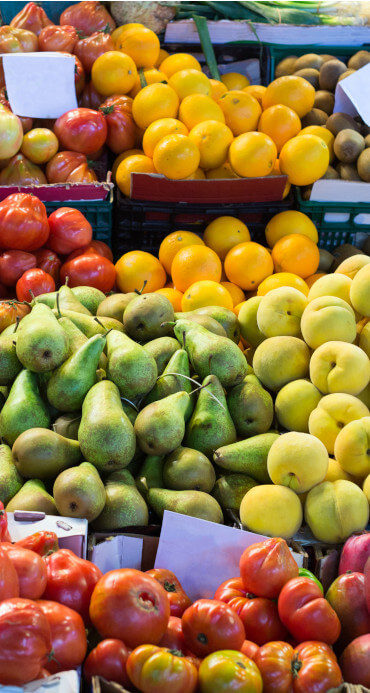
[{"left": 0, "top": 284, "right": 278, "bottom": 529}]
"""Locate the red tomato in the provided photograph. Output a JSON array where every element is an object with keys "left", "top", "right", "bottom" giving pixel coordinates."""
[
  {"left": 54, "top": 107, "right": 107, "bottom": 155},
  {"left": 37, "top": 600, "right": 87, "bottom": 673},
  {"left": 10, "top": 2, "right": 52, "bottom": 35},
  {"left": 214, "top": 576, "right": 247, "bottom": 603},
  {"left": 102, "top": 94, "right": 133, "bottom": 112},
  {"left": 0, "top": 546, "right": 20, "bottom": 602},
  {"left": 126, "top": 644, "right": 198, "bottom": 693},
  {"left": 278, "top": 577, "right": 341, "bottom": 645},
  {"left": 241, "top": 640, "right": 259, "bottom": 660},
  {"left": 35, "top": 248, "right": 61, "bottom": 284},
  {"left": 46, "top": 151, "right": 87, "bottom": 183},
  {"left": 1, "top": 544, "right": 47, "bottom": 600},
  {"left": 66, "top": 161, "right": 98, "bottom": 182},
  {"left": 182, "top": 598, "right": 245, "bottom": 657},
  {"left": 75, "top": 31, "right": 114, "bottom": 72},
  {"left": 0, "top": 502, "right": 10, "bottom": 542},
  {"left": 60, "top": 1, "right": 116, "bottom": 36},
  {"left": 100, "top": 103, "right": 137, "bottom": 154},
  {"left": 84, "top": 639, "right": 131, "bottom": 686},
  {"left": 16, "top": 531, "right": 59, "bottom": 557},
  {"left": 240, "top": 537, "right": 299, "bottom": 600},
  {"left": 158, "top": 615, "right": 188, "bottom": 652},
  {"left": 89, "top": 568, "right": 170, "bottom": 648},
  {"left": 146, "top": 568, "right": 192, "bottom": 617},
  {"left": 0, "top": 193, "right": 49, "bottom": 251},
  {"left": 0, "top": 153, "right": 46, "bottom": 185},
  {"left": 38, "top": 24, "right": 78, "bottom": 52},
  {"left": 47, "top": 207, "right": 93, "bottom": 255},
  {"left": 326, "top": 572, "right": 370, "bottom": 649},
  {"left": 60, "top": 253, "right": 116, "bottom": 292},
  {"left": 0, "top": 250, "right": 36, "bottom": 286},
  {"left": 0, "top": 598, "right": 51, "bottom": 685},
  {"left": 43, "top": 549, "right": 102, "bottom": 624},
  {"left": 340, "top": 634, "right": 370, "bottom": 687},
  {"left": 79, "top": 81, "right": 104, "bottom": 110},
  {"left": 228, "top": 596, "right": 288, "bottom": 646},
  {"left": 0, "top": 301, "right": 30, "bottom": 332},
  {"left": 73, "top": 55, "right": 86, "bottom": 96},
  {"left": 255, "top": 641, "right": 295, "bottom": 693},
  {"left": 16, "top": 268, "right": 55, "bottom": 301},
  {"left": 67, "top": 239, "right": 113, "bottom": 262}
]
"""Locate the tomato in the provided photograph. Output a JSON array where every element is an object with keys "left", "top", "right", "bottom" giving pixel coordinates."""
[
  {"left": 241, "top": 640, "right": 259, "bottom": 660},
  {"left": 0, "top": 106, "right": 23, "bottom": 159},
  {"left": 75, "top": 31, "right": 114, "bottom": 72},
  {"left": 240, "top": 538, "right": 299, "bottom": 600},
  {"left": 37, "top": 668, "right": 51, "bottom": 679},
  {"left": 0, "top": 502, "right": 10, "bottom": 541},
  {"left": 158, "top": 615, "right": 188, "bottom": 651},
  {"left": 21, "top": 128, "right": 58, "bottom": 165},
  {"left": 67, "top": 161, "right": 98, "bottom": 182},
  {"left": 16, "top": 531, "right": 59, "bottom": 557},
  {"left": 0, "top": 193, "right": 49, "bottom": 251},
  {"left": 278, "top": 577, "right": 341, "bottom": 645},
  {"left": 365, "top": 557, "right": 370, "bottom": 614},
  {"left": 66, "top": 239, "right": 113, "bottom": 262},
  {"left": 0, "top": 300, "right": 30, "bottom": 333},
  {"left": 100, "top": 102, "right": 137, "bottom": 154},
  {"left": 43, "top": 549, "right": 102, "bottom": 624},
  {"left": 84, "top": 638, "right": 131, "bottom": 685},
  {"left": 182, "top": 599, "right": 245, "bottom": 657},
  {"left": 214, "top": 577, "right": 247, "bottom": 603},
  {"left": 326, "top": 571, "right": 370, "bottom": 650},
  {"left": 0, "top": 546, "right": 20, "bottom": 601},
  {"left": 89, "top": 569, "right": 170, "bottom": 648},
  {"left": 1, "top": 544, "right": 47, "bottom": 599},
  {"left": 37, "top": 600, "right": 87, "bottom": 673},
  {"left": 0, "top": 26, "right": 38, "bottom": 53},
  {"left": 60, "top": 253, "right": 116, "bottom": 292},
  {"left": 16, "top": 268, "right": 55, "bottom": 301},
  {"left": 79, "top": 81, "right": 104, "bottom": 110},
  {"left": 228, "top": 596, "right": 288, "bottom": 646},
  {"left": 199, "top": 650, "right": 263, "bottom": 693},
  {"left": 340, "top": 634, "right": 370, "bottom": 687},
  {"left": 0, "top": 87, "right": 32, "bottom": 134},
  {"left": 38, "top": 24, "right": 78, "bottom": 53},
  {"left": 0, "top": 250, "right": 36, "bottom": 287},
  {"left": 60, "top": 1, "right": 116, "bottom": 36},
  {"left": 0, "top": 598, "right": 51, "bottom": 685},
  {"left": 146, "top": 568, "right": 192, "bottom": 617},
  {"left": 35, "top": 248, "right": 61, "bottom": 284},
  {"left": 298, "top": 569, "right": 323, "bottom": 593},
  {"left": 10, "top": 2, "right": 52, "bottom": 36},
  {"left": 46, "top": 151, "right": 87, "bottom": 183},
  {"left": 47, "top": 207, "right": 93, "bottom": 255},
  {"left": 0, "top": 153, "right": 47, "bottom": 185},
  {"left": 126, "top": 644, "right": 198, "bottom": 693},
  {"left": 54, "top": 108, "right": 107, "bottom": 155}
]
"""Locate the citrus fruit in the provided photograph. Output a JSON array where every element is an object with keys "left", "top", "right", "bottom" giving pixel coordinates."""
[
  {"left": 168, "top": 69, "right": 211, "bottom": 99},
  {"left": 262, "top": 75, "right": 315, "bottom": 118},
  {"left": 218, "top": 90, "right": 261, "bottom": 135},
  {"left": 153, "top": 134, "right": 200, "bottom": 180},
  {"left": 159, "top": 230, "right": 204, "bottom": 274},
  {"left": 132, "top": 83, "right": 179, "bottom": 130},
  {"left": 117, "top": 26, "right": 160, "bottom": 68},
  {"left": 155, "top": 48, "right": 169, "bottom": 67},
  {"left": 229, "top": 132, "right": 277, "bottom": 177},
  {"left": 143, "top": 118, "right": 188, "bottom": 158},
  {"left": 221, "top": 72, "right": 250, "bottom": 90},
  {"left": 206, "top": 163, "right": 239, "bottom": 179},
  {"left": 257, "top": 272, "right": 309, "bottom": 296},
  {"left": 115, "top": 250, "right": 166, "bottom": 293},
  {"left": 258, "top": 104, "right": 301, "bottom": 153},
  {"left": 265, "top": 210, "right": 318, "bottom": 247},
  {"left": 112, "top": 149, "right": 143, "bottom": 179},
  {"left": 188, "top": 120, "right": 233, "bottom": 170},
  {"left": 272, "top": 233, "right": 320, "bottom": 278},
  {"left": 115, "top": 154, "right": 156, "bottom": 196},
  {"left": 299, "top": 125, "right": 335, "bottom": 162},
  {"left": 224, "top": 242, "right": 274, "bottom": 290},
  {"left": 234, "top": 301, "right": 246, "bottom": 317},
  {"left": 204, "top": 216, "right": 251, "bottom": 260},
  {"left": 305, "top": 272, "right": 327, "bottom": 288},
  {"left": 171, "top": 245, "right": 222, "bottom": 292},
  {"left": 279, "top": 134, "right": 329, "bottom": 185},
  {"left": 91, "top": 51, "right": 138, "bottom": 96},
  {"left": 155, "top": 287, "right": 183, "bottom": 311},
  {"left": 111, "top": 23, "right": 144, "bottom": 47},
  {"left": 270, "top": 159, "right": 291, "bottom": 199},
  {"left": 243, "top": 84, "right": 266, "bottom": 105},
  {"left": 181, "top": 279, "right": 233, "bottom": 311},
  {"left": 129, "top": 68, "right": 167, "bottom": 98},
  {"left": 179, "top": 94, "right": 225, "bottom": 130},
  {"left": 186, "top": 168, "right": 206, "bottom": 179},
  {"left": 221, "top": 281, "right": 245, "bottom": 306},
  {"left": 160, "top": 53, "right": 202, "bottom": 78},
  {"left": 210, "top": 79, "right": 228, "bottom": 101}
]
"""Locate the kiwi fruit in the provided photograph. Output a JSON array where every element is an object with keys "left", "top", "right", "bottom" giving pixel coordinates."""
[
  {"left": 348, "top": 50, "right": 370, "bottom": 70},
  {"left": 318, "top": 248, "right": 334, "bottom": 272},
  {"left": 337, "top": 69, "right": 356, "bottom": 83},
  {"left": 336, "top": 163, "right": 361, "bottom": 181},
  {"left": 320, "top": 54, "right": 336, "bottom": 63},
  {"left": 294, "top": 68, "right": 320, "bottom": 89},
  {"left": 357, "top": 148, "right": 370, "bottom": 181},
  {"left": 302, "top": 186, "right": 312, "bottom": 200},
  {"left": 326, "top": 112, "right": 362, "bottom": 136},
  {"left": 319, "top": 59, "right": 347, "bottom": 91},
  {"left": 314, "top": 90, "right": 335, "bottom": 115},
  {"left": 321, "top": 165, "right": 339, "bottom": 180},
  {"left": 301, "top": 108, "right": 328, "bottom": 127},
  {"left": 331, "top": 245, "right": 364, "bottom": 270},
  {"left": 334, "top": 129, "right": 365, "bottom": 163},
  {"left": 365, "top": 134, "right": 370, "bottom": 148},
  {"left": 275, "top": 56, "right": 297, "bottom": 78},
  {"left": 363, "top": 237, "right": 370, "bottom": 255},
  {"left": 294, "top": 53, "right": 324, "bottom": 71}
]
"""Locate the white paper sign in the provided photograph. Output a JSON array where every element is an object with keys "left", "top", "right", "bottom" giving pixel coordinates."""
[
  {"left": 155, "top": 511, "right": 303, "bottom": 602},
  {"left": 334, "top": 63, "right": 370, "bottom": 126},
  {"left": 0, "top": 671, "right": 79, "bottom": 693},
  {"left": 311, "top": 179, "right": 370, "bottom": 204},
  {"left": 3, "top": 53, "right": 77, "bottom": 119},
  {"left": 92, "top": 535, "right": 144, "bottom": 573}
]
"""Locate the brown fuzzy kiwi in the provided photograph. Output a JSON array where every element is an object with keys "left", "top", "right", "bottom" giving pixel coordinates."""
[
  {"left": 294, "top": 53, "right": 324, "bottom": 71},
  {"left": 357, "top": 148, "right": 370, "bottom": 181},
  {"left": 275, "top": 56, "right": 297, "bottom": 78},
  {"left": 314, "top": 90, "right": 335, "bottom": 115},
  {"left": 365, "top": 134, "right": 370, "bottom": 148},
  {"left": 363, "top": 237, "right": 370, "bottom": 255},
  {"left": 326, "top": 112, "right": 362, "bottom": 136},
  {"left": 301, "top": 108, "right": 328, "bottom": 127},
  {"left": 320, "top": 54, "right": 336, "bottom": 63},
  {"left": 301, "top": 186, "right": 312, "bottom": 200},
  {"left": 331, "top": 245, "right": 364, "bottom": 270},
  {"left": 334, "top": 129, "right": 365, "bottom": 163},
  {"left": 318, "top": 248, "right": 334, "bottom": 272},
  {"left": 321, "top": 165, "right": 339, "bottom": 180},
  {"left": 348, "top": 50, "right": 370, "bottom": 70},
  {"left": 294, "top": 68, "right": 320, "bottom": 89},
  {"left": 319, "top": 59, "right": 347, "bottom": 91},
  {"left": 337, "top": 69, "right": 356, "bottom": 82},
  {"left": 336, "top": 163, "right": 361, "bottom": 181}
]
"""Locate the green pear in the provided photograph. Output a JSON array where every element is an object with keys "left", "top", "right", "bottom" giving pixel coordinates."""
[
  {"left": 12, "top": 428, "right": 81, "bottom": 479},
  {"left": 143, "top": 337, "right": 181, "bottom": 375},
  {"left": 0, "top": 386, "right": 7, "bottom": 410},
  {"left": 1, "top": 323, "right": 18, "bottom": 337},
  {"left": 53, "top": 413, "right": 81, "bottom": 440},
  {"left": 0, "top": 370, "right": 50, "bottom": 446},
  {"left": 53, "top": 310, "right": 123, "bottom": 337},
  {"left": 108, "top": 469, "right": 136, "bottom": 485},
  {"left": 163, "top": 446, "right": 216, "bottom": 492},
  {"left": 174, "top": 312, "right": 227, "bottom": 337},
  {"left": 47, "top": 334, "right": 106, "bottom": 412},
  {"left": 148, "top": 488, "right": 223, "bottom": 523},
  {"left": 78, "top": 380, "right": 136, "bottom": 472},
  {"left": 97, "top": 293, "right": 137, "bottom": 321},
  {"left": 237, "top": 297, "right": 265, "bottom": 348},
  {"left": 57, "top": 285, "right": 92, "bottom": 315},
  {"left": 0, "top": 334, "right": 22, "bottom": 385},
  {"left": 32, "top": 291, "right": 57, "bottom": 308},
  {"left": 92, "top": 474, "right": 149, "bottom": 529},
  {"left": 53, "top": 462, "right": 106, "bottom": 521},
  {"left": 192, "top": 307, "right": 240, "bottom": 343},
  {"left": 121, "top": 400, "right": 138, "bottom": 425},
  {"left": 174, "top": 320, "right": 248, "bottom": 388},
  {"left": 212, "top": 474, "right": 258, "bottom": 512},
  {"left": 135, "top": 391, "right": 190, "bottom": 456},
  {"left": 59, "top": 317, "right": 107, "bottom": 369},
  {"left": 72, "top": 286, "right": 106, "bottom": 314},
  {"left": 213, "top": 432, "right": 280, "bottom": 483},
  {"left": 16, "top": 304, "right": 69, "bottom": 372},
  {"left": 106, "top": 330, "right": 157, "bottom": 400},
  {"left": 144, "top": 349, "right": 193, "bottom": 417},
  {"left": 0, "top": 444, "right": 23, "bottom": 505},
  {"left": 136, "top": 455, "right": 164, "bottom": 496},
  {"left": 185, "top": 375, "right": 236, "bottom": 457},
  {"left": 6, "top": 479, "right": 57, "bottom": 514},
  {"left": 227, "top": 374, "right": 274, "bottom": 437},
  {"left": 124, "top": 293, "right": 174, "bottom": 341}
]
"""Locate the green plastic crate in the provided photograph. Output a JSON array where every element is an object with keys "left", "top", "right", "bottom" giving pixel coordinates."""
[
  {"left": 268, "top": 43, "right": 370, "bottom": 82},
  {"left": 44, "top": 192, "right": 113, "bottom": 247}
]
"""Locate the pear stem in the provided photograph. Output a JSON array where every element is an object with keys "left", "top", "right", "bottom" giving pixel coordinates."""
[
  {"left": 121, "top": 397, "right": 139, "bottom": 412},
  {"left": 94, "top": 317, "right": 109, "bottom": 331},
  {"left": 55, "top": 292, "right": 61, "bottom": 318}
]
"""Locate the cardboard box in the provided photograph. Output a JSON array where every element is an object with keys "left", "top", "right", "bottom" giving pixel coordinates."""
[{"left": 7, "top": 511, "right": 88, "bottom": 558}]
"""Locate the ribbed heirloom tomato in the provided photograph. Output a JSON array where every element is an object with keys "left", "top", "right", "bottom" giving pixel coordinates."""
[
  {"left": 38, "top": 24, "right": 78, "bottom": 53},
  {"left": 0, "top": 545, "right": 19, "bottom": 602},
  {"left": 228, "top": 595, "right": 288, "bottom": 645},
  {"left": 47, "top": 207, "right": 93, "bottom": 255},
  {"left": 199, "top": 650, "right": 263, "bottom": 693},
  {"left": 35, "top": 249, "right": 61, "bottom": 284},
  {"left": 75, "top": 31, "right": 114, "bottom": 72},
  {"left": 46, "top": 151, "right": 87, "bottom": 183},
  {"left": 0, "top": 250, "right": 36, "bottom": 287},
  {"left": 126, "top": 644, "right": 198, "bottom": 693},
  {"left": 214, "top": 576, "right": 247, "bottom": 603},
  {"left": 182, "top": 598, "right": 245, "bottom": 657},
  {"left": 60, "top": 253, "right": 116, "bottom": 292},
  {"left": 0, "top": 193, "right": 49, "bottom": 251},
  {"left": 146, "top": 568, "right": 192, "bottom": 617},
  {"left": 84, "top": 639, "right": 131, "bottom": 686},
  {"left": 54, "top": 108, "right": 107, "bottom": 156},
  {"left": 278, "top": 577, "right": 341, "bottom": 644},
  {"left": 60, "top": 1, "right": 116, "bottom": 35},
  {"left": 0, "top": 543, "right": 47, "bottom": 599},
  {"left": 37, "top": 600, "right": 87, "bottom": 674},
  {"left": 16, "top": 268, "right": 55, "bottom": 301},
  {"left": 43, "top": 549, "right": 102, "bottom": 623},
  {"left": 10, "top": 1, "right": 52, "bottom": 35},
  {"left": 239, "top": 537, "right": 299, "bottom": 599}
]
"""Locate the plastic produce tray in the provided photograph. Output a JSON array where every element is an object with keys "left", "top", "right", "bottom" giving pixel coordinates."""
[{"left": 267, "top": 42, "right": 370, "bottom": 81}]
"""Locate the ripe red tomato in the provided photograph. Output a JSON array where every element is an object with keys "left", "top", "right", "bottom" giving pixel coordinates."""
[
  {"left": 75, "top": 31, "right": 114, "bottom": 72},
  {"left": 66, "top": 239, "right": 113, "bottom": 262},
  {"left": 47, "top": 207, "right": 92, "bottom": 255},
  {"left": 43, "top": 549, "right": 102, "bottom": 624},
  {"left": 37, "top": 600, "right": 87, "bottom": 674},
  {"left": 84, "top": 639, "right": 131, "bottom": 686},
  {"left": 73, "top": 55, "right": 86, "bottom": 97},
  {"left": 326, "top": 572, "right": 370, "bottom": 649},
  {"left": 10, "top": 2, "right": 52, "bottom": 35},
  {"left": 0, "top": 193, "right": 49, "bottom": 251},
  {"left": 46, "top": 151, "right": 87, "bottom": 183},
  {"left": 241, "top": 640, "right": 259, "bottom": 660},
  {"left": 60, "top": 253, "right": 116, "bottom": 292},
  {"left": 214, "top": 576, "right": 247, "bottom": 603},
  {"left": 340, "top": 634, "right": 370, "bottom": 687},
  {"left": 1, "top": 544, "right": 47, "bottom": 600},
  {"left": 240, "top": 538, "right": 299, "bottom": 600},
  {"left": 278, "top": 577, "right": 341, "bottom": 645},
  {"left": 16, "top": 268, "right": 55, "bottom": 301},
  {"left": 66, "top": 161, "right": 98, "bottom": 182},
  {"left": 158, "top": 615, "right": 188, "bottom": 652},
  {"left": 35, "top": 248, "right": 61, "bottom": 284},
  {"left": 79, "top": 81, "right": 104, "bottom": 110},
  {"left": 54, "top": 108, "right": 107, "bottom": 155},
  {"left": 60, "top": 1, "right": 116, "bottom": 36},
  {"left": 182, "top": 598, "right": 245, "bottom": 657},
  {"left": 0, "top": 250, "right": 36, "bottom": 286},
  {"left": 38, "top": 24, "right": 78, "bottom": 52},
  {"left": 89, "top": 569, "right": 170, "bottom": 648},
  {"left": 228, "top": 596, "right": 288, "bottom": 645},
  {"left": 100, "top": 103, "right": 137, "bottom": 154},
  {"left": 146, "top": 568, "right": 192, "bottom": 617},
  {"left": 0, "top": 546, "right": 20, "bottom": 602}
]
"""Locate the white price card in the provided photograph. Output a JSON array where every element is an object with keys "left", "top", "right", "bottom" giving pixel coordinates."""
[{"left": 334, "top": 63, "right": 370, "bottom": 126}]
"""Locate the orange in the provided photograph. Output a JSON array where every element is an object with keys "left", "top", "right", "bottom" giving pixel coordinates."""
[
  {"left": 234, "top": 301, "right": 246, "bottom": 316},
  {"left": 156, "top": 48, "right": 169, "bottom": 67},
  {"left": 257, "top": 272, "right": 309, "bottom": 296},
  {"left": 210, "top": 79, "right": 228, "bottom": 101},
  {"left": 115, "top": 154, "right": 155, "bottom": 197},
  {"left": 271, "top": 233, "right": 320, "bottom": 279},
  {"left": 229, "top": 132, "right": 277, "bottom": 177},
  {"left": 115, "top": 250, "right": 166, "bottom": 293},
  {"left": 221, "top": 72, "right": 250, "bottom": 90},
  {"left": 181, "top": 280, "right": 233, "bottom": 311},
  {"left": 179, "top": 94, "right": 225, "bottom": 130},
  {"left": 155, "top": 287, "right": 183, "bottom": 311},
  {"left": 112, "top": 149, "right": 143, "bottom": 179},
  {"left": 111, "top": 23, "right": 144, "bottom": 47},
  {"left": 153, "top": 134, "right": 200, "bottom": 180},
  {"left": 224, "top": 242, "right": 274, "bottom": 290},
  {"left": 168, "top": 69, "right": 211, "bottom": 99},
  {"left": 132, "top": 83, "right": 179, "bottom": 129},
  {"left": 143, "top": 118, "right": 188, "bottom": 158},
  {"left": 299, "top": 125, "right": 335, "bottom": 162},
  {"left": 206, "top": 163, "right": 239, "bottom": 179},
  {"left": 305, "top": 272, "right": 327, "bottom": 288},
  {"left": 270, "top": 159, "right": 291, "bottom": 199},
  {"left": 188, "top": 120, "right": 233, "bottom": 170},
  {"left": 265, "top": 210, "right": 318, "bottom": 248},
  {"left": 258, "top": 104, "right": 301, "bottom": 153},
  {"left": 279, "top": 134, "right": 329, "bottom": 185},
  {"left": 204, "top": 216, "right": 250, "bottom": 260},
  {"left": 159, "top": 230, "right": 204, "bottom": 274},
  {"left": 218, "top": 90, "right": 261, "bottom": 136},
  {"left": 243, "top": 84, "right": 266, "bottom": 105},
  {"left": 117, "top": 26, "right": 160, "bottom": 68},
  {"left": 129, "top": 68, "right": 167, "bottom": 98},
  {"left": 186, "top": 168, "right": 206, "bottom": 180},
  {"left": 160, "top": 53, "right": 202, "bottom": 78},
  {"left": 171, "top": 245, "right": 222, "bottom": 292},
  {"left": 262, "top": 75, "right": 315, "bottom": 118},
  {"left": 221, "top": 281, "right": 245, "bottom": 306},
  {"left": 91, "top": 51, "right": 138, "bottom": 96}
]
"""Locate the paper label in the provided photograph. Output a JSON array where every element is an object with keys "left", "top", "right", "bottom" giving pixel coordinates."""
[
  {"left": 334, "top": 63, "right": 370, "bottom": 126},
  {"left": 311, "top": 179, "right": 370, "bottom": 203},
  {"left": 92, "top": 535, "right": 144, "bottom": 573}
]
